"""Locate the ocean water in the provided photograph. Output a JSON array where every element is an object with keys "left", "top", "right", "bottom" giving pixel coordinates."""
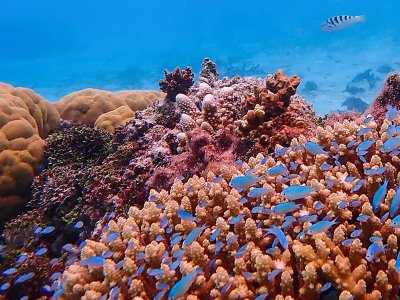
[{"left": 1, "top": 0, "right": 399, "bottom": 115}]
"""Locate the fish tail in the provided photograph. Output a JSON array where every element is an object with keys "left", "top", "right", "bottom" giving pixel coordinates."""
[{"left": 356, "top": 15, "right": 366, "bottom": 22}]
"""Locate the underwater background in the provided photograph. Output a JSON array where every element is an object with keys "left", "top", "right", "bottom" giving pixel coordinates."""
[{"left": 1, "top": 0, "right": 399, "bottom": 115}]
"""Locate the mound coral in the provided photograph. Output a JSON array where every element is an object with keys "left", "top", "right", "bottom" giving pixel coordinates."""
[
  {"left": 0, "top": 82, "right": 60, "bottom": 222},
  {"left": 54, "top": 89, "right": 165, "bottom": 131},
  {"left": 53, "top": 109, "right": 400, "bottom": 299},
  {"left": 366, "top": 72, "right": 400, "bottom": 124}
]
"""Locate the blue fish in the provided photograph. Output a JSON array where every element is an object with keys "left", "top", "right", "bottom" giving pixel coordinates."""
[
  {"left": 33, "top": 227, "right": 42, "bottom": 235},
  {"left": 314, "top": 201, "right": 323, "bottom": 210},
  {"left": 390, "top": 188, "right": 400, "bottom": 217},
  {"left": 235, "top": 244, "right": 248, "bottom": 258},
  {"left": 227, "top": 235, "right": 238, "bottom": 245},
  {"left": 331, "top": 141, "right": 339, "bottom": 148},
  {"left": 148, "top": 195, "right": 157, "bottom": 201},
  {"left": 199, "top": 200, "right": 208, "bottom": 207},
  {"left": 247, "top": 187, "right": 273, "bottom": 198},
  {"left": 168, "top": 269, "right": 202, "bottom": 300},
  {"left": 363, "top": 115, "right": 373, "bottom": 123},
  {"left": 172, "top": 249, "right": 185, "bottom": 259},
  {"left": 307, "top": 219, "right": 338, "bottom": 235},
  {"left": 387, "top": 124, "right": 396, "bottom": 135},
  {"left": 290, "top": 161, "right": 298, "bottom": 171},
  {"left": 395, "top": 250, "right": 400, "bottom": 273},
  {"left": 304, "top": 141, "right": 328, "bottom": 155},
  {"left": 171, "top": 236, "right": 183, "bottom": 247},
  {"left": 390, "top": 215, "right": 400, "bottom": 228},
  {"left": 281, "top": 185, "right": 316, "bottom": 200},
  {"left": 273, "top": 202, "right": 301, "bottom": 214},
  {"left": 342, "top": 239, "right": 355, "bottom": 246},
  {"left": 136, "top": 264, "right": 145, "bottom": 276},
  {"left": 234, "top": 160, "right": 243, "bottom": 166},
  {"left": 229, "top": 215, "right": 244, "bottom": 224},
  {"left": 275, "top": 147, "right": 289, "bottom": 157},
  {"left": 369, "top": 236, "right": 383, "bottom": 243},
  {"left": 372, "top": 179, "right": 389, "bottom": 213},
  {"left": 35, "top": 247, "right": 48, "bottom": 256},
  {"left": 244, "top": 169, "right": 254, "bottom": 176},
  {"left": 207, "top": 258, "right": 217, "bottom": 269},
  {"left": 325, "top": 178, "right": 335, "bottom": 189},
  {"left": 14, "top": 272, "right": 35, "bottom": 284},
  {"left": 242, "top": 271, "right": 255, "bottom": 280},
  {"left": 267, "top": 268, "right": 283, "bottom": 280},
  {"left": 229, "top": 176, "right": 263, "bottom": 191},
  {"left": 255, "top": 294, "right": 268, "bottom": 300},
  {"left": 357, "top": 214, "right": 371, "bottom": 222},
  {"left": 177, "top": 209, "right": 197, "bottom": 222},
  {"left": 210, "top": 229, "right": 221, "bottom": 242},
  {"left": 183, "top": 226, "right": 206, "bottom": 246},
  {"left": 74, "top": 221, "right": 84, "bottom": 229},
  {"left": 265, "top": 247, "right": 280, "bottom": 255},
  {"left": 50, "top": 272, "right": 61, "bottom": 281},
  {"left": 239, "top": 197, "right": 248, "bottom": 204},
  {"left": 16, "top": 254, "right": 27, "bottom": 264},
  {"left": 213, "top": 177, "right": 223, "bottom": 183},
  {"left": 81, "top": 256, "right": 105, "bottom": 268},
  {"left": 105, "top": 232, "right": 119, "bottom": 243},
  {"left": 0, "top": 282, "right": 10, "bottom": 292},
  {"left": 161, "top": 216, "right": 168, "bottom": 228},
  {"left": 136, "top": 253, "right": 145, "bottom": 260},
  {"left": 337, "top": 201, "right": 349, "bottom": 209},
  {"left": 381, "top": 212, "right": 390, "bottom": 223},
  {"left": 347, "top": 139, "right": 357, "bottom": 148},
  {"left": 215, "top": 241, "right": 224, "bottom": 254},
  {"left": 40, "top": 226, "right": 55, "bottom": 235},
  {"left": 281, "top": 216, "right": 296, "bottom": 230},
  {"left": 381, "top": 137, "right": 400, "bottom": 153},
  {"left": 102, "top": 250, "right": 114, "bottom": 258},
  {"left": 386, "top": 105, "right": 399, "bottom": 121},
  {"left": 251, "top": 206, "right": 270, "bottom": 214},
  {"left": 221, "top": 280, "right": 233, "bottom": 295},
  {"left": 356, "top": 140, "right": 374, "bottom": 153},
  {"left": 357, "top": 127, "right": 372, "bottom": 136},
  {"left": 267, "top": 164, "right": 289, "bottom": 177},
  {"left": 319, "top": 163, "right": 332, "bottom": 171},
  {"left": 2, "top": 268, "right": 17, "bottom": 276},
  {"left": 260, "top": 157, "right": 268, "bottom": 164},
  {"left": 307, "top": 214, "right": 318, "bottom": 223},
  {"left": 265, "top": 226, "right": 288, "bottom": 249},
  {"left": 350, "top": 229, "right": 362, "bottom": 238},
  {"left": 321, "top": 282, "right": 332, "bottom": 293},
  {"left": 344, "top": 176, "right": 356, "bottom": 182},
  {"left": 366, "top": 243, "right": 389, "bottom": 262}
]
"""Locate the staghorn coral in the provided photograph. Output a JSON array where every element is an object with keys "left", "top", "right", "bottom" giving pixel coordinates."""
[
  {"left": 53, "top": 109, "right": 400, "bottom": 299},
  {"left": 366, "top": 72, "right": 400, "bottom": 124},
  {"left": 0, "top": 82, "right": 60, "bottom": 222},
  {"left": 159, "top": 67, "right": 195, "bottom": 101},
  {"left": 54, "top": 89, "right": 164, "bottom": 130}
]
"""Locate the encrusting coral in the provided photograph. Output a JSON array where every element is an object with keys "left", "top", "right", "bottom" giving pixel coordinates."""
[
  {"left": 52, "top": 110, "right": 400, "bottom": 300},
  {"left": 0, "top": 82, "right": 60, "bottom": 221},
  {"left": 54, "top": 89, "right": 165, "bottom": 131}
]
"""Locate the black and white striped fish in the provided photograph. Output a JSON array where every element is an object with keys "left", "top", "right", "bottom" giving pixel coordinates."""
[{"left": 321, "top": 15, "right": 365, "bottom": 31}]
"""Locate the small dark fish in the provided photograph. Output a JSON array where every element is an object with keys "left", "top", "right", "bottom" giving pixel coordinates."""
[
  {"left": 15, "top": 272, "right": 35, "bottom": 284},
  {"left": 35, "top": 247, "right": 48, "bottom": 256},
  {"left": 2, "top": 268, "right": 17, "bottom": 276},
  {"left": 321, "top": 282, "right": 332, "bottom": 292},
  {"left": 40, "top": 226, "right": 55, "bottom": 235},
  {"left": 74, "top": 221, "right": 84, "bottom": 229}
]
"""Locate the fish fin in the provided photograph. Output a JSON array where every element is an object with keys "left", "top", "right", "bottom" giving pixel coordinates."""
[{"left": 356, "top": 15, "right": 366, "bottom": 22}]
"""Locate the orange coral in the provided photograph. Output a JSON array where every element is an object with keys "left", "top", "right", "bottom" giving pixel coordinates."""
[
  {"left": 0, "top": 83, "right": 60, "bottom": 221},
  {"left": 236, "top": 70, "right": 317, "bottom": 152},
  {"left": 54, "top": 89, "right": 165, "bottom": 130}
]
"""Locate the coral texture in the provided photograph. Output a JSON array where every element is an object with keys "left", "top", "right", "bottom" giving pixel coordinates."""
[
  {"left": 0, "top": 83, "right": 60, "bottom": 221},
  {"left": 366, "top": 72, "right": 400, "bottom": 124},
  {"left": 54, "top": 89, "right": 165, "bottom": 130}
]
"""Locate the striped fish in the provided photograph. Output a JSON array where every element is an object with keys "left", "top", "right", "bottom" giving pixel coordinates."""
[{"left": 321, "top": 15, "right": 365, "bottom": 31}]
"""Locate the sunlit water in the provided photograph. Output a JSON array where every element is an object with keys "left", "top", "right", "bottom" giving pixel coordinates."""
[{"left": 1, "top": 0, "right": 399, "bottom": 115}]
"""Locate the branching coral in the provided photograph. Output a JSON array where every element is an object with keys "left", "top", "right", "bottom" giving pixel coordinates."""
[
  {"left": 159, "top": 67, "right": 195, "bottom": 101},
  {"left": 53, "top": 110, "right": 400, "bottom": 300}
]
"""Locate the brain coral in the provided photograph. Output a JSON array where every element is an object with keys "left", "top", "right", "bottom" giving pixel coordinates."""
[
  {"left": 54, "top": 89, "right": 165, "bottom": 131},
  {"left": 0, "top": 83, "right": 60, "bottom": 221}
]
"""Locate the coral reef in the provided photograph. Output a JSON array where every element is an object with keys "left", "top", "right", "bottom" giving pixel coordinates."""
[
  {"left": 54, "top": 89, "right": 164, "bottom": 130},
  {"left": 0, "top": 83, "right": 60, "bottom": 222},
  {"left": 54, "top": 109, "right": 400, "bottom": 299},
  {"left": 366, "top": 72, "right": 400, "bottom": 124},
  {"left": 3, "top": 60, "right": 399, "bottom": 299}
]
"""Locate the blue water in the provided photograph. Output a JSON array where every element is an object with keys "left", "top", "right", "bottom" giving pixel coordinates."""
[{"left": 1, "top": 0, "right": 399, "bottom": 114}]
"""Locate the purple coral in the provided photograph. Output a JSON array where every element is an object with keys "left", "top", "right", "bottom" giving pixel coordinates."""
[{"left": 159, "top": 66, "right": 195, "bottom": 101}]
